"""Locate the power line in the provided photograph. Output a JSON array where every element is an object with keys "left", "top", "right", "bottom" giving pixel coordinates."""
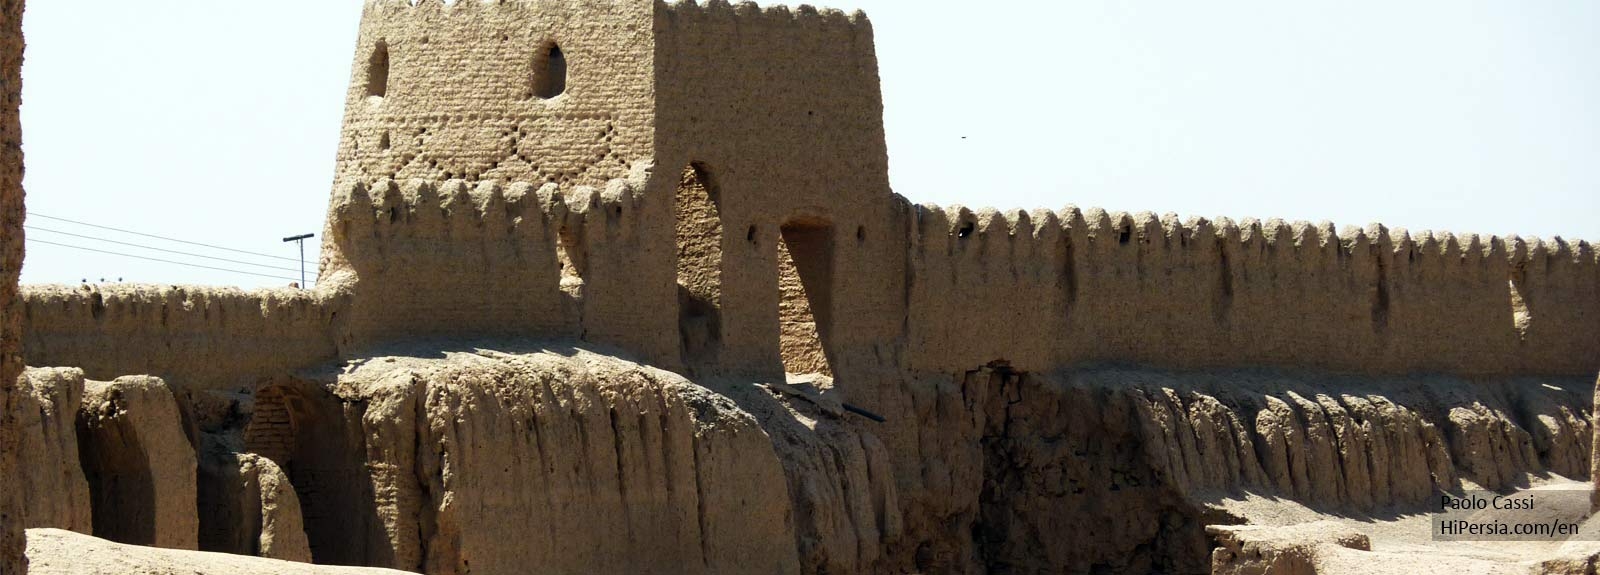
[
  {"left": 26, "top": 239, "right": 303, "bottom": 282},
  {"left": 29, "top": 213, "right": 306, "bottom": 263},
  {"left": 26, "top": 226, "right": 315, "bottom": 276}
]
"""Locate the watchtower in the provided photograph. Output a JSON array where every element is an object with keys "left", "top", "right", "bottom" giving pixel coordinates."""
[{"left": 324, "top": 0, "right": 904, "bottom": 380}]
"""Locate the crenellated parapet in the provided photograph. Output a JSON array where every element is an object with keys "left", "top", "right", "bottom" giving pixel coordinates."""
[
  {"left": 18, "top": 0, "right": 1596, "bottom": 394},
  {"left": 903, "top": 199, "right": 1599, "bottom": 377},
  {"left": 20, "top": 163, "right": 679, "bottom": 384},
  {"left": 327, "top": 0, "right": 897, "bottom": 378},
  {"left": 321, "top": 167, "right": 679, "bottom": 366},
  {"left": 658, "top": 0, "right": 871, "bottom": 31},
  {"left": 20, "top": 285, "right": 344, "bottom": 391}
]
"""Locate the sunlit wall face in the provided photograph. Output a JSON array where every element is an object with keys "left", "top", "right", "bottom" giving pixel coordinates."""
[{"left": 16, "top": 1, "right": 1600, "bottom": 288}]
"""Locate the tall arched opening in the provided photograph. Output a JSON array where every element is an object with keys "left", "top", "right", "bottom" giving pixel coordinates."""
[
  {"left": 778, "top": 216, "right": 834, "bottom": 377},
  {"left": 676, "top": 163, "right": 723, "bottom": 369},
  {"left": 243, "top": 381, "right": 382, "bottom": 566}
]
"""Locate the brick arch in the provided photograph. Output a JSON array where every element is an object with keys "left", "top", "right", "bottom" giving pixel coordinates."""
[
  {"left": 243, "top": 384, "right": 299, "bottom": 467},
  {"left": 243, "top": 379, "right": 381, "bottom": 565}
]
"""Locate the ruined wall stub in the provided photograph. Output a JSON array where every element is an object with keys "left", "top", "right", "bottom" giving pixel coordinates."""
[{"left": 1, "top": 0, "right": 24, "bottom": 571}]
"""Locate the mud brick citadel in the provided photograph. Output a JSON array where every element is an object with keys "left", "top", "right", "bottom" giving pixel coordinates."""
[{"left": 2, "top": 1, "right": 1598, "bottom": 574}]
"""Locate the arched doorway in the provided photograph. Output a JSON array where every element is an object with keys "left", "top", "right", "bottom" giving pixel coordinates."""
[
  {"left": 675, "top": 162, "right": 722, "bottom": 368},
  {"left": 242, "top": 381, "right": 377, "bottom": 566},
  {"left": 777, "top": 216, "right": 833, "bottom": 377}
]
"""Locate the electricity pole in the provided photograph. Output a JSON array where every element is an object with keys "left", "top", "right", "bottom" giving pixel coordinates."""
[{"left": 283, "top": 233, "right": 314, "bottom": 288}]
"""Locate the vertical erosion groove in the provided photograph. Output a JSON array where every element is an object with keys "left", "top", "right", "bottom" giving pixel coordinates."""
[
  {"left": 1061, "top": 234, "right": 1077, "bottom": 318},
  {"left": 691, "top": 434, "right": 712, "bottom": 568},
  {"left": 1215, "top": 238, "right": 1234, "bottom": 323},
  {"left": 607, "top": 406, "right": 633, "bottom": 541},
  {"left": 1371, "top": 246, "right": 1390, "bottom": 333}
]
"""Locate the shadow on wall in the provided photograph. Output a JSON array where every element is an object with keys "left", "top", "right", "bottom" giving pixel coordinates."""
[
  {"left": 671, "top": 160, "right": 842, "bottom": 380},
  {"left": 779, "top": 216, "right": 834, "bottom": 378},
  {"left": 77, "top": 406, "right": 156, "bottom": 546},
  {"left": 529, "top": 42, "right": 566, "bottom": 99},
  {"left": 677, "top": 162, "right": 723, "bottom": 371},
  {"left": 243, "top": 379, "right": 389, "bottom": 567}
]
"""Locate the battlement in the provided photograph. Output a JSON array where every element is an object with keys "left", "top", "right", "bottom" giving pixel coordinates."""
[
  {"left": 658, "top": 0, "right": 870, "bottom": 30},
  {"left": 901, "top": 199, "right": 1600, "bottom": 377},
  {"left": 20, "top": 285, "right": 342, "bottom": 390},
  {"left": 9, "top": 6, "right": 1600, "bottom": 573},
  {"left": 360, "top": 0, "right": 870, "bottom": 28},
  {"left": 916, "top": 203, "right": 1596, "bottom": 267},
  {"left": 20, "top": 0, "right": 1596, "bottom": 396},
  {"left": 327, "top": 0, "right": 893, "bottom": 377},
  {"left": 322, "top": 168, "right": 679, "bottom": 366},
  {"left": 324, "top": 174, "right": 647, "bottom": 246}
]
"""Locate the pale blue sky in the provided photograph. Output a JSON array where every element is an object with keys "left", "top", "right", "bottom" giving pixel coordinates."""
[{"left": 17, "top": 0, "right": 1599, "bottom": 287}]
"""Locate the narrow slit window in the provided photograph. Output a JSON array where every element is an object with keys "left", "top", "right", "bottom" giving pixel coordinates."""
[
  {"left": 366, "top": 40, "right": 390, "bottom": 98},
  {"left": 532, "top": 43, "right": 567, "bottom": 99}
]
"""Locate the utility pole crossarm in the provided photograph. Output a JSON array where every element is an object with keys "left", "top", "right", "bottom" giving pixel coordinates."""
[{"left": 282, "top": 233, "right": 315, "bottom": 288}]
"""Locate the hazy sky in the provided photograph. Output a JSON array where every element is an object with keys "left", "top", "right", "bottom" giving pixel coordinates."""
[{"left": 17, "top": 0, "right": 1599, "bottom": 288}]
